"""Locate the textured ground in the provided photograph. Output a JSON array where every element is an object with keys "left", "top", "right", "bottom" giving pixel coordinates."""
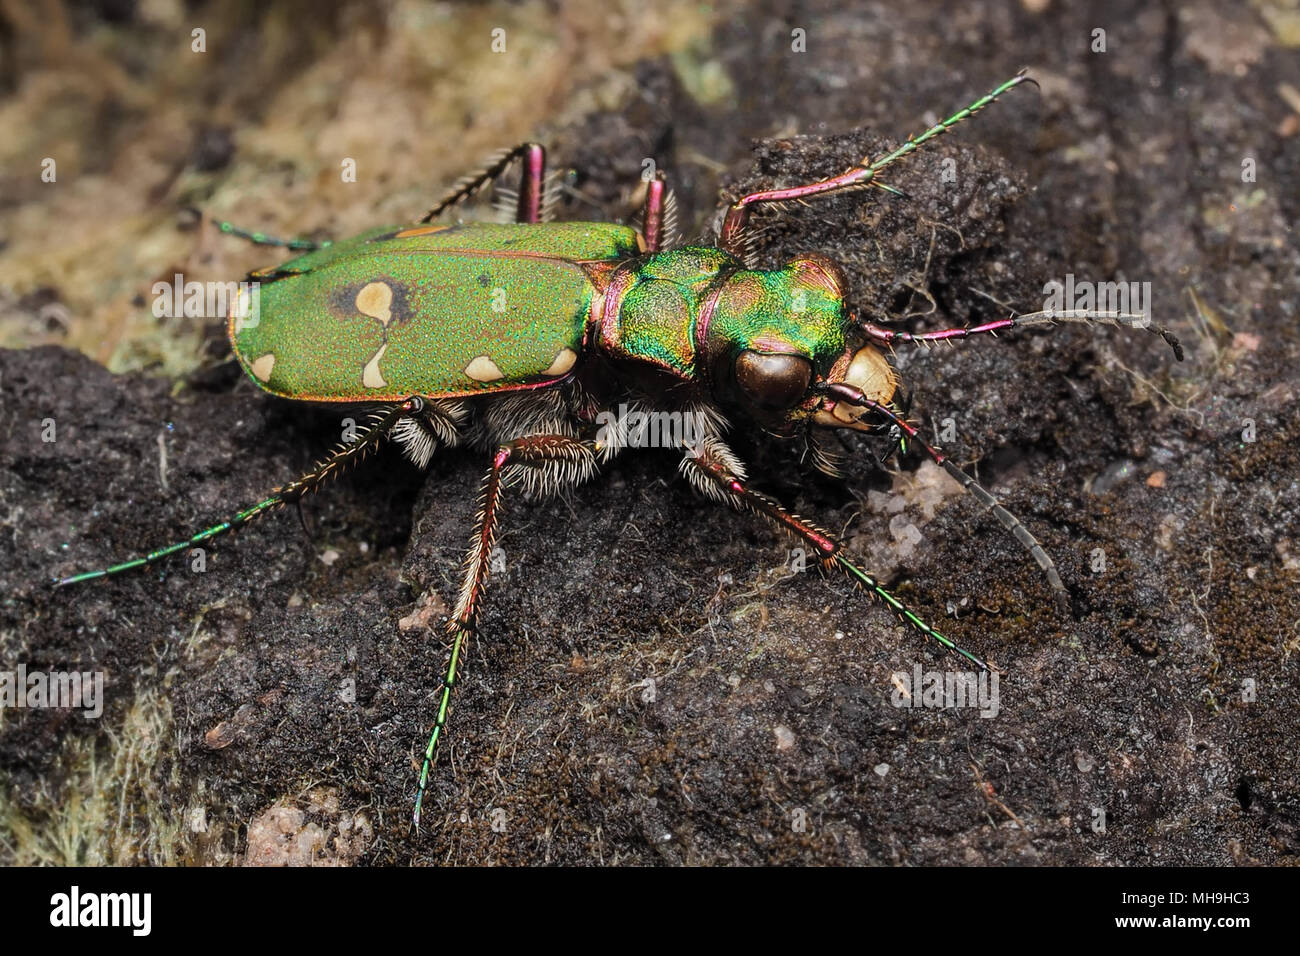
[{"left": 1, "top": 0, "right": 1298, "bottom": 865}]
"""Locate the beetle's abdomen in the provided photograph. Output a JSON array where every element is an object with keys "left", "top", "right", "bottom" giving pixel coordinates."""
[{"left": 230, "top": 222, "right": 641, "bottom": 402}]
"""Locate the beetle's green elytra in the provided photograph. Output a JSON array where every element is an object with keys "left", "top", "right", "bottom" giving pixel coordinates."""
[
  {"left": 230, "top": 221, "right": 644, "bottom": 401},
  {"left": 56, "top": 73, "right": 1184, "bottom": 830}
]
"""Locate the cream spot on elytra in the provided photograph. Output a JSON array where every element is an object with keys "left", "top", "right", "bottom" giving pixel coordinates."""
[
  {"left": 394, "top": 225, "right": 448, "bottom": 238},
  {"left": 464, "top": 355, "right": 504, "bottom": 382},
  {"left": 355, "top": 281, "right": 394, "bottom": 325},
  {"left": 250, "top": 353, "right": 275, "bottom": 382},
  {"left": 543, "top": 347, "right": 577, "bottom": 377},
  {"left": 362, "top": 344, "right": 388, "bottom": 388}
]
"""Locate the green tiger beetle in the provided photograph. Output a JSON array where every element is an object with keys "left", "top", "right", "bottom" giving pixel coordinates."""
[{"left": 54, "top": 71, "right": 1183, "bottom": 828}]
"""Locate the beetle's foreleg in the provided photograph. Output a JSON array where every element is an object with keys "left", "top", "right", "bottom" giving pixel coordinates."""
[
  {"left": 816, "top": 384, "right": 1069, "bottom": 611},
  {"left": 51, "top": 399, "right": 420, "bottom": 587},
  {"left": 419, "top": 143, "right": 546, "bottom": 224},
  {"left": 413, "top": 433, "right": 599, "bottom": 829},
  {"left": 718, "top": 71, "right": 1035, "bottom": 257},
  {"left": 679, "top": 436, "right": 991, "bottom": 672}
]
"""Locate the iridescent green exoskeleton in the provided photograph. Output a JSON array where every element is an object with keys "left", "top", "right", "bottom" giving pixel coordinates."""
[{"left": 54, "top": 72, "right": 1183, "bottom": 829}]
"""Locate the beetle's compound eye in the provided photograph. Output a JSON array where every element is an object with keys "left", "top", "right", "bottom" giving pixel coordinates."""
[{"left": 734, "top": 350, "right": 812, "bottom": 411}]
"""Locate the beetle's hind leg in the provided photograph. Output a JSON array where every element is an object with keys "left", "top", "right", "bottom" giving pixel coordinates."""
[
  {"left": 413, "top": 433, "right": 600, "bottom": 829},
  {"left": 52, "top": 399, "right": 421, "bottom": 587},
  {"left": 212, "top": 218, "right": 329, "bottom": 252}
]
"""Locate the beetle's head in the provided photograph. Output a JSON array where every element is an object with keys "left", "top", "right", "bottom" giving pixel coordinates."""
[{"left": 705, "top": 254, "right": 899, "bottom": 434}]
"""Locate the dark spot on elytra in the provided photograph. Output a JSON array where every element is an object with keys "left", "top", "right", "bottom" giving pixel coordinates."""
[
  {"left": 326, "top": 279, "right": 413, "bottom": 328},
  {"left": 478, "top": 273, "right": 491, "bottom": 287}
]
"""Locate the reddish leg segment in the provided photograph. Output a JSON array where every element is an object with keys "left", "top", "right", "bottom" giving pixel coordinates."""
[
  {"left": 641, "top": 172, "right": 668, "bottom": 252},
  {"left": 514, "top": 143, "right": 546, "bottom": 224}
]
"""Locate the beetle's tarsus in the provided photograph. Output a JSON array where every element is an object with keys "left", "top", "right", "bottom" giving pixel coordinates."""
[
  {"left": 215, "top": 218, "right": 327, "bottom": 252},
  {"left": 681, "top": 437, "right": 991, "bottom": 671}
]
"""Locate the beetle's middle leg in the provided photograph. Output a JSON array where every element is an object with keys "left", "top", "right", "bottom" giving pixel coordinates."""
[
  {"left": 679, "top": 435, "right": 992, "bottom": 671},
  {"left": 413, "top": 433, "right": 599, "bottom": 828}
]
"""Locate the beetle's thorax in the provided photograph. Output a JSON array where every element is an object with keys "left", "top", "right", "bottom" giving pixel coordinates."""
[
  {"left": 594, "top": 249, "right": 856, "bottom": 393},
  {"left": 594, "top": 246, "right": 742, "bottom": 381}
]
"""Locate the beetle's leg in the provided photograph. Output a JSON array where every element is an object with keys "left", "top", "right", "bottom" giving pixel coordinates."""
[
  {"left": 859, "top": 309, "right": 1184, "bottom": 362},
  {"left": 718, "top": 71, "right": 1035, "bottom": 256},
  {"left": 640, "top": 171, "right": 668, "bottom": 252},
  {"left": 638, "top": 172, "right": 681, "bottom": 252},
  {"left": 213, "top": 219, "right": 328, "bottom": 252},
  {"left": 816, "top": 383, "right": 1069, "bottom": 611},
  {"left": 390, "top": 399, "right": 468, "bottom": 469},
  {"left": 419, "top": 143, "right": 546, "bottom": 224},
  {"left": 51, "top": 399, "right": 420, "bottom": 587},
  {"left": 414, "top": 433, "right": 598, "bottom": 828},
  {"left": 514, "top": 143, "right": 546, "bottom": 223},
  {"left": 679, "top": 435, "right": 991, "bottom": 671}
]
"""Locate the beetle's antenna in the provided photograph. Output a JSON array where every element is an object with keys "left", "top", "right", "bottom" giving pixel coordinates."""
[
  {"left": 861, "top": 69, "right": 1037, "bottom": 180},
  {"left": 815, "top": 382, "right": 1069, "bottom": 611},
  {"left": 51, "top": 399, "right": 421, "bottom": 587},
  {"left": 858, "top": 309, "right": 1184, "bottom": 361}
]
